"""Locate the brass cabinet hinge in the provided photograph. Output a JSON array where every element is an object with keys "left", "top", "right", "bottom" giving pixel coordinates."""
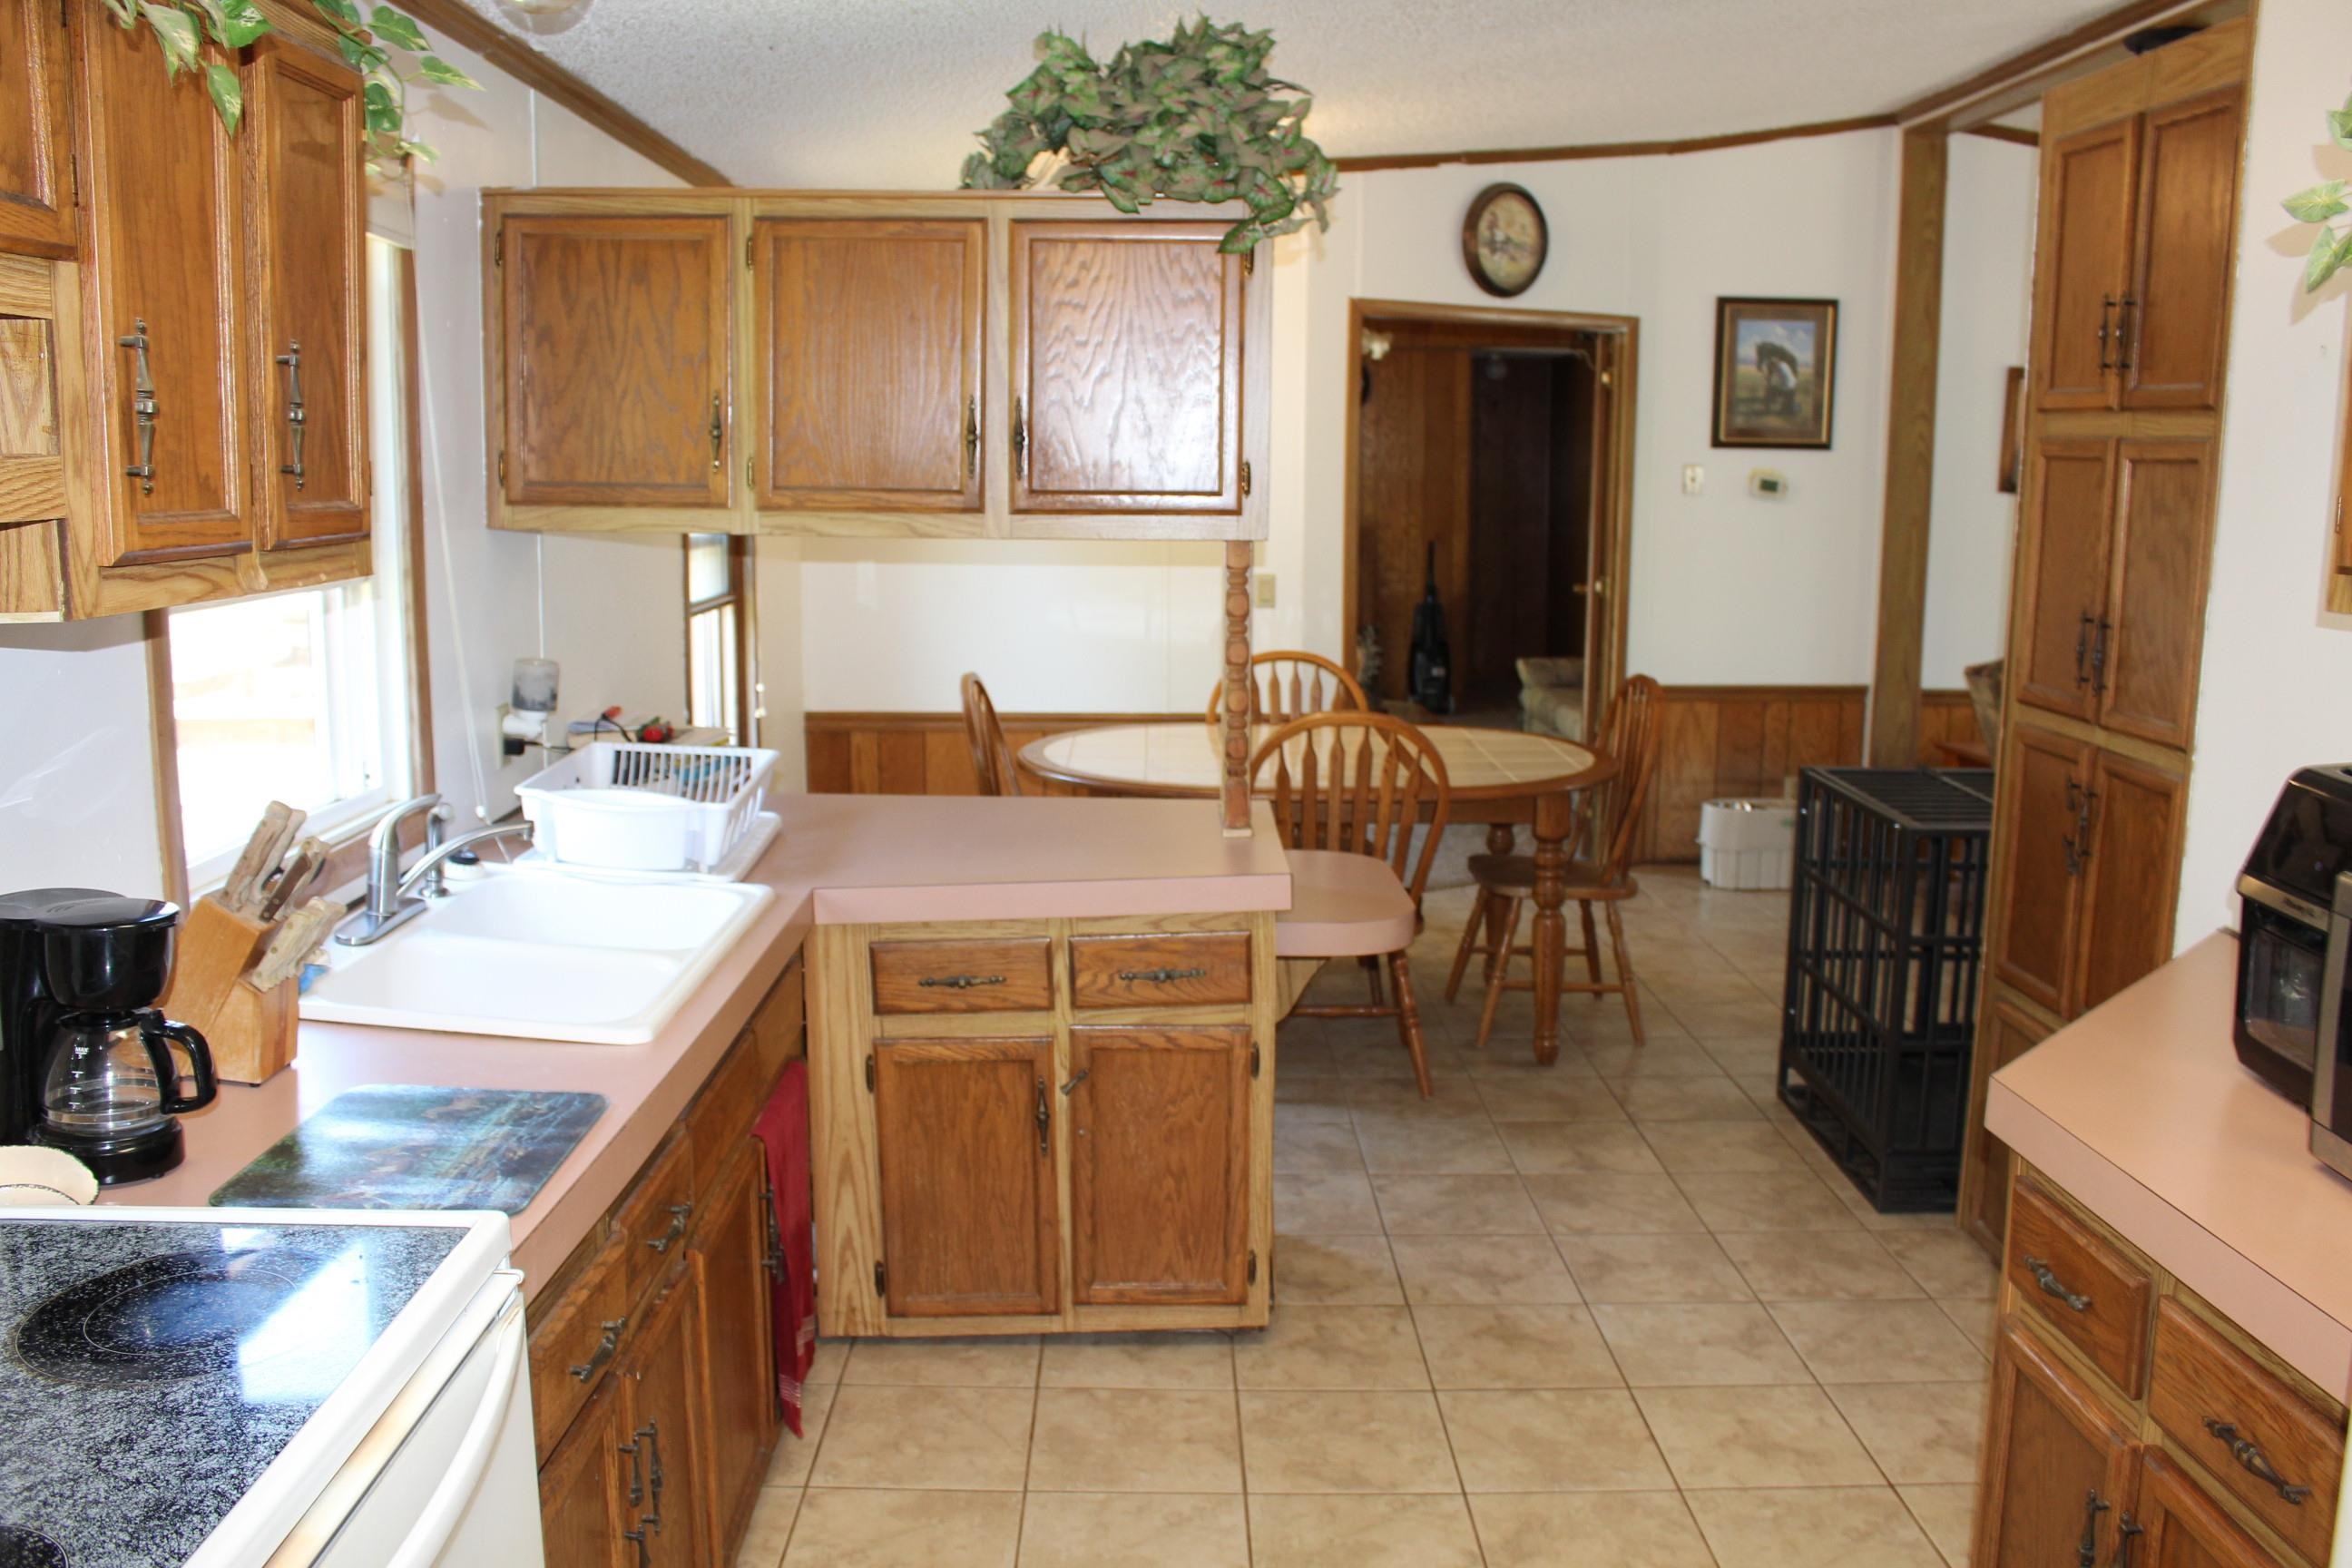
[
  {"left": 1249, "top": 1042, "right": 1260, "bottom": 1079},
  {"left": 745, "top": 232, "right": 754, "bottom": 269},
  {"left": 1241, "top": 248, "right": 1255, "bottom": 278},
  {"left": 865, "top": 1053, "right": 877, "bottom": 1093},
  {"left": 873, "top": 1260, "right": 887, "bottom": 1297},
  {"left": 1247, "top": 1250, "right": 1258, "bottom": 1285},
  {"left": 496, "top": 450, "right": 507, "bottom": 485},
  {"left": 1239, "top": 460, "right": 1253, "bottom": 498},
  {"left": 493, "top": 226, "right": 503, "bottom": 267},
  {"left": 67, "top": 152, "right": 78, "bottom": 208}
]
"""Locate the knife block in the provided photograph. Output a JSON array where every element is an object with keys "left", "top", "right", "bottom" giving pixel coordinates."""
[
  {"left": 160, "top": 896, "right": 297, "bottom": 1085},
  {"left": 198, "top": 974, "right": 299, "bottom": 1085}
]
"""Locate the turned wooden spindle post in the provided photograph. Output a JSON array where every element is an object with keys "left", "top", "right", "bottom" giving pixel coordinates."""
[{"left": 1221, "top": 542, "right": 1253, "bottom": 834}]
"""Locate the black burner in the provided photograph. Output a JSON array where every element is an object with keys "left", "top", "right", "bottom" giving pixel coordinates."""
[
  {"left": 0, "top": 1526, "right": 66, "bottom": 1567},
  {"left": 10, "top": 1250, "right": 328, "bottom": 1387}
]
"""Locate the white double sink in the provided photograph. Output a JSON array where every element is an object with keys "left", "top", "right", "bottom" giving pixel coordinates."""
[{"left": 299, "top": 870, "right": 773, "bottom": 1044}]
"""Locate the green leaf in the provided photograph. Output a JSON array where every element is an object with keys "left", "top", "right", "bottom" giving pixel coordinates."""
[
  {"left": 184, "top": 0, "right": 229, "bottom": 43},
  {"left": 368, "top": 5, "right": 428, "bottom": 51},
  {"left": 2285, "top": 181, "right": 2349, "bottom": 223},
  {"left": 362, "top": 78, "right": 401, "bottom": 132},
  {"left": 204, "top": 60, "right": 243, "bottom": 132},
  {"left": 309, "top": 0, "right": 363, "bottom": 29},
  {"left": 2332, "top": 109, "right": 2352, "bottom": 152},
  {"left": 139, "top": 3, "right": 201, "bottom": 76},
  {"left": 2305, "top": 225, "right": 2352, "bottom": 291},
  {"left": 217, "top": 0, "right": 270, "bottom": 45},
  {"left": 416, "top": 54, "right": 479, "bottom": 90}
]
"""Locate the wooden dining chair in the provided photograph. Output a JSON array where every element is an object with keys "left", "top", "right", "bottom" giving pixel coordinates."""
[
  {"left": 1207, "top": 651, "right": 1368, "bottom": 725},
  {"left": 1252, "top": 712, "right": 1452, "bottom": 1097},
  {"left": 1445, "top": 675, "right": 1664, "bottom": 1054},
  {"left": 960, "top": 673, "right": 1022, "bottom": 797}
]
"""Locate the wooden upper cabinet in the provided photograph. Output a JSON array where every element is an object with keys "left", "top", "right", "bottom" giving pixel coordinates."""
[
  {"left": 2032, "top": 118, "right": 2139, "bottom": 412},
  {"left": 873, "top": 1035, "right": 1059, "bottom": 1318},
  {"left": 2100, "top": 442, "right": 2213, "bottom": 748},
  {"left": 2074, "top": 750, "right": 2185, "bottom": 1014},
  {"left": 1974, "top": 1322, "right": 2139, "bottom": 1568},
  {"left": 2123, "top": 90, "right": 2242, "bottom": 411},
  {"left": 501, "top": 214, "right": 731, "bottom": 509},
  {"left": 1011, "top": 220, "right": 1245, "bottom": 514},
  {"left": 1994, "top": 723, "right": 2092, "bottom": 1015},
  {"left": 72, "top": 6, "right": 251, "bottom": 564},
  {"left": 0, "top": 0, "right": 74, "bottom": 258},
  {"left": 2128, "top": 1450, "right": 2291, "bottom": 1568},
  {"left": 1068, "top": 1025, "right": 1251, "bottom": 1307},
  {"left": 753, "top": 218, "right": 983, "bottom": 511},
  {"left": 245, "top": 37, "right": 368, "bottom": 550},
  {"left": 2014, "top": 441, "right": 2114, "bottom": 721}
]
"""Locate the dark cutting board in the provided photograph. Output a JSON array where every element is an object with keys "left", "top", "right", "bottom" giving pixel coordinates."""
[{"left": 211, "top": 1085, "right": 607, "bottom": 1215}]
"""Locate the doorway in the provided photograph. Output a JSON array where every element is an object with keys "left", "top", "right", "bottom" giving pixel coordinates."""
[{"left": 1342, "top": 299, "right": 1635, "bottom": 740}]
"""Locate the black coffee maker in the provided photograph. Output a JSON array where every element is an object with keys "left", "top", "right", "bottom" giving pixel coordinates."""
[{"left": 0, "top": 888, "right": 218, "bottom": 1183}]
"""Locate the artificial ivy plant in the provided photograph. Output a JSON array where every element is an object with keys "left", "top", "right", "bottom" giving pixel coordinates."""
[
  {"left": 959, "top": 17, "right": 1338, "bottom": 253},
  {"left": 2283, "top": 92, "right": 2352, "bottom": 289},
  {"left": 103, "top": 0, "right": 478, "bottom": 168}
]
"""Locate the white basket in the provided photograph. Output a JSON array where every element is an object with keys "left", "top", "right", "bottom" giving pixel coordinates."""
[
  {"left": 1697, "top": 797, "right": 1798, "bottom": 891},
  {"left": 514, "top": 742, "right": 778, "bottom": 873}
]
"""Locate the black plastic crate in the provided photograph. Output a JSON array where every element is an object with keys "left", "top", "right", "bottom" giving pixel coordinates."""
[{"left": 1778, "top": 767, "right": 1994, "bottom": 1212}]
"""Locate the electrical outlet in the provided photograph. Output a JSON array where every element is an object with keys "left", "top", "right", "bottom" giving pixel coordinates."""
[
  {"left": 1681, "top": 464, "right": 1705, "bottom": 495},
  {"left": 1255, "top": 573, "right": 1277, "bottom": 609}
]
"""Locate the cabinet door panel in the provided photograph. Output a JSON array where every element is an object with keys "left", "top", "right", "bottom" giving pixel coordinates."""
[
  {"left": 1069, "top": 1025, "right": 1250, "bottom": 1307},
  {"left": 2014, "top": 441, "right": 2114, "bottom": 721},
  {"left": 2076, "top": 750, "right": 2186, "bottom": 1013},
  {"left": 754, "top": 219, "right": 982, "bottom": 510},
  {"left": 1973, "top": 1322, "right": 2138, "bottom": 1568},
  {"left": 2032, "top": 118, "right": 2139, "bottom": 411},
  {"left": 538, "top": 1377, "right": 634, "bottom": 1568},
  {"left": 74, "top": 10, "right": 250, "bottom": 563},
  {"left": 1963, "top": 999, "right": 2052, "bottom": 1254},
  {"left": 2124, "top": 91, "right": 2242, "bottom": 411},
  {"left": 0, "top": 0, "right": 74, "bottom": 257},
  {"left": 1012, "top": 220, "right": 1243, "bottom": 514},
  {"left": 874, "top": 1035, "right": 1059, "bottom": 1317},
  {"left": 619, "top": 1270, "right": 712, "bottom": 1568},
  {"left": 247, "top": 39, "right": 368, "bottom": 548},
  {"left": 2131, "top": 1449, "right": 2291, "bottom": 1568},
  {"left": 691, "top": 1138, "right": 779, "bottom": 1551},
  {"left": 1994, "top": 725, "right": 2092, "bottom": 1015},
  {"left": 503, "top": 215, "right": 730, "bottom": 508},
  {"left": 2101, "top": 442, "right": 2212, "bottom": 748}
]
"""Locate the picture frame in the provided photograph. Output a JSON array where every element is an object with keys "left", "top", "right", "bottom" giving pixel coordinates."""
[
  {"left": 1710, "top": 297, "right": 1839, "bottom": 449},
  {"left": 1462, "top": 183, "right": 1548, "bottom": 299}
]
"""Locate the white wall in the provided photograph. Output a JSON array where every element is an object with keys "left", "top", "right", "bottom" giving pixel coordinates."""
[
  {"left": 0, "top": 617, "right": 164, "bottom": 891},
  {"left": 2175, "top": 0, "right": 2352, "bottom": 944}
]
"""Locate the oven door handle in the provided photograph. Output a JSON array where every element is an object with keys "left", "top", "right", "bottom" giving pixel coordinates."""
[{"left": 383, "top": 1289, "right": 530, "bottom": 1568}]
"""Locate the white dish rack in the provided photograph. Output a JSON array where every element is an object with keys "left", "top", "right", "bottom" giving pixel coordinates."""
[{"left": 514, "top": 742, "right": 778, "bottom": 874}]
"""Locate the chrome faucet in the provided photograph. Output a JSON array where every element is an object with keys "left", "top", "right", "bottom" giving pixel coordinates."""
[{"left": 334, "top": 795, "right": 534, "bottom": 946}]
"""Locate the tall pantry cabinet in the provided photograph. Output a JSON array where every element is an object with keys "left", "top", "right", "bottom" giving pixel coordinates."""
[{"left": 1957, "top": 20, "right": 2247, "bottom": 1254}]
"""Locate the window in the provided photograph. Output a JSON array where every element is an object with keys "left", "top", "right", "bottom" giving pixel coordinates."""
[
  {"left": 167, "top": 238, "right": 422, "bottom": 889},
  {"left": 684, "top": 533, "right": 753, "bottom": 744}
]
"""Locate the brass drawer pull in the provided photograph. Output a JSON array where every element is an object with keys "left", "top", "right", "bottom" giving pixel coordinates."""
[
  {"left": 117, "top": 318, "right": 156, "bottom": 494},
  {"left": 2076, "top": 1488, "right": 2110, "bottom": 1568},
  {"left": 2024, "top": 1255, "right": 2092, "bottom": 1312},
  {"left": 643, "top": 1201, "right": 693, "bottom": 1254},
  {"left": 1119, "top": 966, "right": 1210, "bottom": 984},
  {"left": 919, "top": 974, "right": 1005, "bottom": 990},
  {"left": 708, "top": 393, "right": 722, "bottom": 469},
  {"left": 1013, "top": 395, "right": 1028, "bottom": 478},
  {"left": 964, "top": 395, "right": 979, "bottom": 483},
  {"left": 2203, "top": 1418, "right": 2314, "bottom": 1504},
  {"left": 1034, "top": 1076, "right": 1050, "bottom": 1155},
  {"left": 275, "top": 341, "right": 306, "bottom": 488},
  {"left": 1059, "top": 1069, "right": 1089, "bottom": 1096},
  {"left": 569, "top": 1315, "right": 626, "bottom": 1382}
]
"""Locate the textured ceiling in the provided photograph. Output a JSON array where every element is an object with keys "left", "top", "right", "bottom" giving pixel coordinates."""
[{"left": 458, "top": 0, "right": 2118, "bottom": 187}]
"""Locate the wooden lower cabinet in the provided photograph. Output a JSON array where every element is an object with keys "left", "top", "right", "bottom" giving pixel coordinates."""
[
  {"left": 2132, "top": 1450, "right": 2291, "bottom": 1568},
  {"left": 617, "top": 1269, "right": 711, "bottom": 1567},
  {"left": 692, "top": 1138, "right": 782, "bottom": 1549},
  {"left": 1978, "top": 1322, "right": 2139, "bottom": 1568},
  {"left": 539, "top": 1377, "right": 636, "bottom": 1568}
]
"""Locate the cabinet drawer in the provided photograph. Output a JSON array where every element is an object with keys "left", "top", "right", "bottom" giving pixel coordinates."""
[
  {"left": 525, "top": 1230, "right": 630, "bottom": 1462},
  {"left": 613, "top": 1134, "right": 699, "bottom": 1303},
  {"left": 2005, "top": 1180, "right": 2152, "bottom": 1395},
  {"left": 751, "top": 959, "right": 806, "bottom": 1077},
  {"left": 1069, "top": 932, "right": 1251, "bottom": 1009},
  {"left": 687, "top": 1028, "right": 780, "bottom": 1172},
  {"left": 871, "top": 936, "right": 1053, "bottom": 1014},
  {"left": 2150, "top": 1298, "right": 2342, "bottom": 1563}
]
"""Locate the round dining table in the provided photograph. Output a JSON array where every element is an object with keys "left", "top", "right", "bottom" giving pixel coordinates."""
[{"left": 1020, "top": 720, "right": 1617, "bottom": 1065}]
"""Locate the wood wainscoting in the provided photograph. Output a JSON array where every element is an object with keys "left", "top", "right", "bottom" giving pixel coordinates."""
[{"left": 808, "top": 687, "right": 1982, "bottom": 861}]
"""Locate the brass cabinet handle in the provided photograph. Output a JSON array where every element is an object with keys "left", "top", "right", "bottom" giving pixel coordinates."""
[
  {"left": 2023, "top": 1254, "right": 2092, "bottom": 1312},
  {"left": 2116, "top": 1513, "right": 2144, "bottom": 1568},
  {"left": 2116, "top": 295, "right": 2138, "bottom": 372},
  {"left": 2089, "top": 617, "right": 2112, "bottom": 696},
  {"left": 2097, "top": 295, "right": 2117, "bottom": 372},
  {"left": 2076, "top": 1488, "right": 2111, "bottom": 1568},
  {"left": 2074, "top": 612, "right": 2094, "bottom": 687},
  {"left": 964, "top": 395, "right": 980, "bottom": 483},
  {"left": 643, "top": 1201, "right": 692, "bottom": 1255},
  {"left": 2204, "top": 1418, "right": 2314, "bottom": 1504},
  {"left": 918, "top": 973, "right": 1004, "bottom": 990},
  {"left": 2060, "top": 782, "right": 2086, "bottom": 878},
  {"left": 570, "top": 1316, "right": 626, "bottom": 1382},
  {"left": 1034, "top": 1076, "right": 1050, "bottom": 1156},
  {"left": 709, "top": 393, "right": 723, "bottom": 470},
  {"left": 1119, "top": 966, "right": 1209, "bottom": 984},
  {"left": 1013, "top": 395, "right": 1028, "bottom": 478},
  {"left": 275, "top": 342, "right": 307, "bottom": 488},
  {"left": 1059, "top": 1069, "right": 1089, "bottom": 1096},
  {"left": 639, "top": 1420, "right": 666, "bottom": 1510},
  {"left": 117, "top": 318, "right": 156, "bottom": 494}
]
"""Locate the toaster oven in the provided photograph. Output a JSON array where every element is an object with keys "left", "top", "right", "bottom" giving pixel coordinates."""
[{"left": 2235, "top": 767, "right": 2352, "bottom": 1103}]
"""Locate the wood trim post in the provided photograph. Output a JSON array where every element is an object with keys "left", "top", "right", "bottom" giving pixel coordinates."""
[
  {"left": 144, "top": 609, "right": 189, "bottom": 907},
  {"left": 1867, "top": 126, "right": 1947, "bottom": 767},
  {"left": 1221, "top": 541, "right": 1252, "bottom": 833}
]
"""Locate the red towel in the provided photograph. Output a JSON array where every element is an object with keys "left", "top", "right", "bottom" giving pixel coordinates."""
[{"left": 752, "top": 1061, "right": 816, "bottom": 1436}]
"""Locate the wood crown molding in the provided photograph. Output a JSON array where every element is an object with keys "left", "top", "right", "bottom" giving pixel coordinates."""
[
  {"left": 1964, "top": 123, "right": 2042, "bottom": 148},
  {"left": 1890, "top": 0, "right": 2221, "bottom": 126},
  {"left": 1330, "top": 113, "right": 1896, "bottom": 174},
  {"left": 393, "top": 0, "right": 731, "bottom": 187}
]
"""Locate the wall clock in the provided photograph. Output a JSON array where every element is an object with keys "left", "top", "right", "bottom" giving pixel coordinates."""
[{"left": 1463, "top": 183, "right": 1547, "bottom": 298}]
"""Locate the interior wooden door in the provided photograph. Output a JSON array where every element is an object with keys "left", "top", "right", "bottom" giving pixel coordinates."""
[
  {"left": 502, "top": 214, "right": 731, "bottom": 509},
  {"left": 2075, "top": 749, "right": 2187, "bottom": 1014},
  {"left": 2031, "top": 117, "right": 2139, "bottom": 412},
  {"left": 753, "top": 218, "right": 983, "bottom": 511},
  {"left": 1994, "top": 724, "right": 2093, "bottom": 1015},
  {"left": 0, "top": 0, "right": 74, "bottom": 258},
  {"left": 689, "top": 1138, "right": 779, "bottom": 1549},
  {"left": 1973, "top": 1322, "right": 2140, "bottom": 1568},
  {"left": 537, "top": 1377, "right": 634, "bottom": 1568},
  {"left": 2014, "top": 441, "right": 2115, "bottom": 721},
  {"left": 617, "top": 1269, "right": 711, "bottom": 1568},
  {"left": 2129, "top": 1450, "right": 2290, "bottom": 1568},
  {"left": 245, "top": 38, "right": 368, "bottom": 549},
  {"left": 72, "top": 7, "right": 251, "bottom": 564},
  {"left": 1067, "top": 1025, "right": 1251, "bottom": 1307},
  {"left": 1010, "top": 220, "right": 1244, "bottom": 514},
  {"left": 2123, "top": 90, "right": 2242, "bottom": 411},
  {"left": 2099, "top": 442, "right": 2213, "bottom": 748},
  {"left": 1963, "top": 999, "right": 2053, "bottom": 1253},
  {"left": 873, "top": 1035, "right": 1060, "bottom": 1317}
]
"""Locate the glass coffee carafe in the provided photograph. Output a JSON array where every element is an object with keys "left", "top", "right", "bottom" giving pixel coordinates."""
[{"left": 39, "top": 1009, "right": 216, "bottom": 1151}]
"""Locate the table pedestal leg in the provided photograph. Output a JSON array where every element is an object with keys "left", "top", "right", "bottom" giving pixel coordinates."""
[{"left": 1531, "top": 792, "right": 1572, "bottom": 1066}]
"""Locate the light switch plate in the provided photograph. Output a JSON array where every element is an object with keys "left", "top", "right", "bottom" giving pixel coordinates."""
[
  {"left": 1255, "top": 573, "right": 1277, "bottom": 608},
  {"left": 1682, "top": 464, "right": 1705, "bottom": 495}
]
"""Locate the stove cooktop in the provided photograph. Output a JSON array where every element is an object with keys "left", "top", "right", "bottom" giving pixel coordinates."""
[{"left": 0, "top": 1218, "right": 464, "bottom": 1568}]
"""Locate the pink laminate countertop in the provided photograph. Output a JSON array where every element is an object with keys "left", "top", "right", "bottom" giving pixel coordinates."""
[
  {"left": 1985, "top": 931, "right": 2352, "bottom": 1402},
  {"left": 107, "top": 793, "right": 1292, "bottom": 1298}
]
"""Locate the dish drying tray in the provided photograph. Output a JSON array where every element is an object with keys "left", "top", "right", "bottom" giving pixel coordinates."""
[
  {"left": 514, "top": 741, "right": 778, "bottom": 874},
  {"left": 506, "top": 811, "right": 779, "bottom": 885}
]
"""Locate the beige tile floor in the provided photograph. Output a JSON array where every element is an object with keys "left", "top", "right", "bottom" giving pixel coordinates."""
[{"left": 740, "top": 867, "right": 1994, "bottom": 1568}]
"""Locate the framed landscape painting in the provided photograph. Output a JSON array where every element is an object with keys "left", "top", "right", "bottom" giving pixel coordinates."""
[{"left": 1711, "top": 297, "right": 1838, "bottom": 448}]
